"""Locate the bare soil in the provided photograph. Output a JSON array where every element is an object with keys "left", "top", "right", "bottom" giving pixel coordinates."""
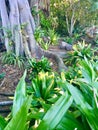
[
  {"left": 0, "top": 47, "right": 66, "bottom": 97},
  {"left": 0, "top": 46, "right": 67, "bottom": 116},
  {"left": 0, "top": 53, "right": 24, "bottom": 101}
]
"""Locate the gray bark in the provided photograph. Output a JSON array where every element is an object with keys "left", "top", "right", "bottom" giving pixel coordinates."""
[
  {"left": 0, "top": 0, "right": 37, "bottom": 57},
  {"left": 18, "top": 0, "right": 37, "bottom": 57},
  {"left": 0, "top": 0, "right": 10, "bottom": 52},
  {"left": 30, "top": 0, "right": 39, "bottom": 27},
  {"left": 9, "top": 0, "right": 23, "bottom": 56},
  {"left": 0, "top": 0, "right": 67, "bottom": 71}
]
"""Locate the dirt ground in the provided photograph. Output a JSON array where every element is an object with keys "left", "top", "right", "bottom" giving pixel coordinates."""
[
  {"left": 0, "top": 45, "right": 67, "bottom": 116},
  {"left": 0, "top": 46, "right": 67, "bottom": 97}
]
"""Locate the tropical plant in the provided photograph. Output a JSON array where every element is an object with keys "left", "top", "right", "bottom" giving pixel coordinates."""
[
  {"left": 64, "top": 66, "right": 82, "bottom": 82},
  {"left": 2, "top": 58, "right": 98, "bottom": 129},
  {"left": 58, "top": 58, "right": 98, "bottom": 130},
  {"left": 27, "top": 71, "right": 85, "bottom": 130},
  {"left": 40, "top": 11, "right": 52, "bottom": 30},
  {"left": 27, "top": 57, "right": 52, "bottom": 79},
  {"left": 2, "top": 52, "right": 25, "bottom": 68},
  {"left": 29, "top": 72, "right": 57, "bottom": 100},
  {"left": 64, "top": 41, "right": 96, "bottom": 66},
  {"left": 48, "top": 29, "right": 59, "bottom": 45},
  {"left": 40, "top": 41, "right": 50, "bottom": 50},
  {"left": 34, "top": 26, "right": 45, "bottom": 44}
]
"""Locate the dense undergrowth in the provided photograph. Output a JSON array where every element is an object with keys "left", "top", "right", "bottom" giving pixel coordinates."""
[
  {"left": 1, "top": 42, "right": 98, "bottom": 130},
  {"left": 0, "top": 0, "right": 98, "bottom": 129}
]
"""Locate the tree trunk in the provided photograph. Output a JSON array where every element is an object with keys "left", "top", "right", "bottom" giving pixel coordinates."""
[
  {"left": 0, "top": 0, "right": 67, "bottom": 71},
  {"left": 0, "top": 0, "right": 10, "bottom": 52},
  {"left": 0, "top": 0, "right": 38, "bottom": 57},
  {"left": 30, "top": 0, "right": 39, "bottom": 27}
]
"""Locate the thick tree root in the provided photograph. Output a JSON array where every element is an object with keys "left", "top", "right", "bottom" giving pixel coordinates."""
[{"left": 36, "top": 44, "right": 68, "bottom": 72}]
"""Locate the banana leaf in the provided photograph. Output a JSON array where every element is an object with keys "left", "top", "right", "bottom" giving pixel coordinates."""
[{"left": 37, "top": 91, "right": 73, "bottom": 130}]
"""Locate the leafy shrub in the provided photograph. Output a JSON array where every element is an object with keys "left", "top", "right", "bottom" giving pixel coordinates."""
[
  {"left": 27, "top": 57, "right": 52, "bottom": 79},
  {"left": 48, "top": 29, "right": 59, "bottom": 45},
  {"left": 2, "top": 52, "right": 25, "bottom": 68},
  {"left": 34, "top": 27, "right": 50, "bottom": 50},
  {"left": 64, "top": 41, "right": 96, "bottom": 66},
  {"left": 40, "top": 11, "right": 52, "bottom": 31},
  {"left": 1, "top": 59, "right": 98, "bottom": 129},
  {"left": 34, "top": 26, "right": 45, "bottom": 43},
  {"left": 27, "top": 72, "right": 57, "bottom": 101}
]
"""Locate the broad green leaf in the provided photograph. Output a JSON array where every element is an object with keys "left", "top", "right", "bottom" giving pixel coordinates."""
[
  {"left": 12, "top": 70, "right": 27, "bottom": 116},
  {"left": 27, "top": 111, "right": 44, "bottom": 120},
  {"left": 80, "top": 59, "right": 95, "bottom": 83},
  {"left": 37, "top": 92, "right": 73, "bottom": 130},
  {"left": 0, "top": 116, "right": 7, "bottom": 130},
  {"left": 32, "top": 79, "right": 41, "bottom": 97},
  {"left": 56, "top": 113, "right": 87, "bottom": 130},
  {"left": 44, "top": 74, "right": 55, "bottom": 99},
  {"left": 65, "top": 82, "right": 92, "bottom": 110},
  {"left": 4, "top": 96, "right": 32, "bottom": 130},
  {"left": 65, "top": 82, "right": 98, "bottom": 130}
]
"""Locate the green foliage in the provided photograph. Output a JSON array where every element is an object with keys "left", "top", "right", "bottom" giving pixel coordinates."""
[
  {"left": 64, "top": 66, "right": 82, "bottom": 82},
  {"left": 40, "top": 11, "right": 52, "bottom": 30},
  {"left": 37, "top": 92, "right": 73, "bottom": 130},
  {"left": 30, "top": 72, "right": 56, "bottom": 100},
  {"left": 5, "top": 97, "right": 31, "bottom": 130},
  {"left": 0, "top": 71, "right": 32, "bottom": 130},
  {"left": 2, "top": 52, "right": 25, "bottom": 68},
  {"left": 56, "top": 112, "right": 85, "bottom": 130},
  {"left": 48, "top": 29, "right": 59, "bottom": 45},
  {"left": 1, "top": 58, "right": 98, "bottom": 129},
  {"left": 2, "top": 1, "right": 98, "bottom": 129},
  {"left": 12, "top": 71, "right": 27, "bottom": 116},
  {"left": 34, "top": 27, "right": 50, "bottom": 50},
  {"left": 41, "top": 41, "right": 50, "bottom": 50},
  {"left": 50, "top": 0, "right": 98, "bottom": 36},
  {"left": 27, "top": 57, "right": 52, "bottom": 79},
  {"left": 64, "top": 33, "right": 83, "bottom": 44},
  {"left": 0, "top": 116, "right": 7, "bottom": 130},
  {"left": 64, "top": 59, "right": 98, "bottom": 130},
  {"left": 0, "top": 73, "right": 5, "bottom": 79},
  {"left": 34, "top": 26, "right": 59, "bottom": 49},
  {"left": 34, "top": 26, "right": 45, "bottom": 43},
  {"left": 31, "top": 6, "right": 39, "bottom": 16},
  {"left": 64, "top": 41, "right": 95, "bottom": 66},
  {"left": 57, "top": 58, "right": 98, "bottom": 129}
]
